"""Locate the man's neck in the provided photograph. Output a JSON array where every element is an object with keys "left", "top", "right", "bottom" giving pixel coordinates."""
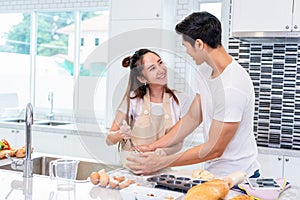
[{"left": 207, "top": 46, "right": 232, "bottom": 78}]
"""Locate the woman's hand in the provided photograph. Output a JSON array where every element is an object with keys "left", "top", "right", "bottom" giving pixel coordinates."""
[
  {"left": 120, "top": 120, "right": 132, "bottom": 139},
  {"left": 135, "top": 144, "right": 153, "bottom": 152}
]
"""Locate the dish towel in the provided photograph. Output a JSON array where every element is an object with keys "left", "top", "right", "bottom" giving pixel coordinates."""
[{"left": 238, "top": 178, "right": 291, "bottom": 200}]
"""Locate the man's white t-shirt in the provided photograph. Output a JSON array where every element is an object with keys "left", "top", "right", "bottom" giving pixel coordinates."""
[{"left": 196, "top": 59, "right": 260, "bottom": 177}]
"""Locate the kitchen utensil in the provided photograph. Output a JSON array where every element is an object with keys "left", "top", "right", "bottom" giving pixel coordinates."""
[
  {"left": 122, "top": 120, "right": 140, "bottom": 153},
  {"left": 129, "top": 138, "right": 140, "bottom": 153},
  {"left": 49, "top": 159, "right": 79, "bottom": 191}
]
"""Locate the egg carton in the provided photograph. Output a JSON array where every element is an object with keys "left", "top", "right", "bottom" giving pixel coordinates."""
[{"left": 147, "top": 174, "right": 206, "bottom": 193}]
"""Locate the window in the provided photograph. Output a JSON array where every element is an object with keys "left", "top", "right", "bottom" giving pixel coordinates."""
[
  {"left": 79, "top": 11, "right": 108, "bottom": 121},
  {"left": 198, "top": 1, "right": 222, "bottom": 20},
  {"left": 35, "top": 11, "right": 75, "bottom": 111},
  {"left": 196, "top": 0, "right": 230, "bottom": 47},
  {"left": 0, "top": 13, "right": 31, "bottom": 116},
  {"left": 0, "top": 9, "right": 109, "bottom": 121}
]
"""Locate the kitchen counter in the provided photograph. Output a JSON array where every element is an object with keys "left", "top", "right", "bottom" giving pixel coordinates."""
[
  {"left": 0, "top": 154, "right": 300, "bottom": 200},
  {"left": 0, "top": 168, "right": 241, "bottom": 200}
]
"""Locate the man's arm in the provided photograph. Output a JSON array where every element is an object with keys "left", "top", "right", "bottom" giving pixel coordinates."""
[
  {"left": 128, "top": 120, "right": 240, "bottom": 174},
  {"left": 168, "top": 120, "right": 240, "bottom": 166}
]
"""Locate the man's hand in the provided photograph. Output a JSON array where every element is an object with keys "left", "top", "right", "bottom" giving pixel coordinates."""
[{"left": 126, "top": 152, "right": 167, "bottom": 175}]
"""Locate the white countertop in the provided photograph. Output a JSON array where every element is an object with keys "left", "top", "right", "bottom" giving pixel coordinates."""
[
  {"left": 0, "top": 168, "right": 242, "bottom": 200},
  {"left": 1, "top": 163, "right": 299, "bottom": 200}
]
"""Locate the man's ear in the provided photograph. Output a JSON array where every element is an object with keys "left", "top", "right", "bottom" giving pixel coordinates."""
[
  {"left": 195, "top": 39, "right": 204, "bottom": 50},
  {"left": 137, "top": 76, "right": 147, "bottom": 84}
]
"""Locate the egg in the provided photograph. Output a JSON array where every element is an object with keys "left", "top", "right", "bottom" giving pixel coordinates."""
[
  {"left": 113, "top": 175, "right": 125, "bottom": 183},
  {"left": 109, "top": 179, "right": 119, "bottom": 189},
  {"left": 100, "top": 173, "right": 110, "bottom": 187},
  {"left": 89, "top": 172, "right": 100, "bottom": 185},
  {"left": 98, "top": 169, "right": 106, "bottom": 176},
  {"left": 119, "top": 179, "right": 132, "bottom": 189}
]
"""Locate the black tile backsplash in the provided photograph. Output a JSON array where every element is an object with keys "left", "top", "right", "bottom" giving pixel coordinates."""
[{"left": 228, "top": 38, "right": 300, "bottom": 150}]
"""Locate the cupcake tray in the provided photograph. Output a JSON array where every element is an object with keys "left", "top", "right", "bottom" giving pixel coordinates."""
[{"left": 146, "top": 174, "right": 207, "bottom": 193}]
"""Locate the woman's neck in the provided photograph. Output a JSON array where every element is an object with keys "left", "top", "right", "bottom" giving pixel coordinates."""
[{"left": 149, "top": 86, "right": 164, "bottom": 103}]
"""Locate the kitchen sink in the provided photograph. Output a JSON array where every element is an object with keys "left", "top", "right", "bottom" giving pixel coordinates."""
[
  {"left": 0, "top": 156, "right": 119, "bottom": 181},
  {"left": 34, "top": 121, "right": 71, "bottom": 126},
  {"left": 0, "top": 118, "right": 72, "bottom": 126},
  {"left": 0, "top": 118, "right": 27, "bottom": 123}
]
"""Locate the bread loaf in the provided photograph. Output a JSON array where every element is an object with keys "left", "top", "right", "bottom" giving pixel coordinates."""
[{"left": 185, "top": 179, "right": 230, "bottom": 200}]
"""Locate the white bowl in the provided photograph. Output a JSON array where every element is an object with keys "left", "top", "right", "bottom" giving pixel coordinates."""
[{"left": 119, "top": 150, "right": 141, "bottom": 169}]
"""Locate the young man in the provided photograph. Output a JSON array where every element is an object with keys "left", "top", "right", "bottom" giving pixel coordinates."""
[{"left": 127, "top": 12, "right": 260, "bottom": 178}]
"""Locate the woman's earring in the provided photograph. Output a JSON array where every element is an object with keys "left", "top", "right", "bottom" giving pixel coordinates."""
[{"left": 144, "top": 82, "right": 147, "bottom": 86}]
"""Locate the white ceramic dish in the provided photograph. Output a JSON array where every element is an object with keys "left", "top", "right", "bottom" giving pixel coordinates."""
[{"left": 120, "top": 184, "right": 184, "bottom": 200}]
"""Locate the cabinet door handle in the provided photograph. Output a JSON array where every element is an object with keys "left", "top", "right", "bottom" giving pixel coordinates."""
[
  {"left": 294, "top": 25, "right": 298, "bottom": 29},
  {"left": 285, "top": 158, "right": 289, "bottom": 162},
  {"left": 16, "top": 130, "right": 19, "bottom": 133},
  {"left": 63, "top": 135, "right": 67, "bottom": 139},
  {"left": 11, "top": 130, "right": 15, "bottom": 133},
  {"left": 278, "top": 157, "right": 282, "bottom": 161},
  {"left": 285, "top": 25, "right": 290, "bottom": 29}
]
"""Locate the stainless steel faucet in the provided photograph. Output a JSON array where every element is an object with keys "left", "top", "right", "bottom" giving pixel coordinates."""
[
  {"left": 47, "top": 91, "right": 54, "bottom": 120},
  {"left": 23, "top": 102, "right": 33, "bottom": 178},
  {"left": 6, "top": 103, "right": 34, "bottom": 178}
]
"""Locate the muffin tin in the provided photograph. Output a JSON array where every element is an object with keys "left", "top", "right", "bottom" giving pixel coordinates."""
[{"left": 147, "top": 174, "right": 207, "bottom": 193}]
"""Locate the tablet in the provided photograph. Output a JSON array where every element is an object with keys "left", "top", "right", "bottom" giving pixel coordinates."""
[{"left": 247, "top": 178, "right": 282, "bottom": 190}]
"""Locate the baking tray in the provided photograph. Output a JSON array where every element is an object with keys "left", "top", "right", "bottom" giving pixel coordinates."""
[{"left": 147, "top": 173, "right": 207, "bottom": 193}]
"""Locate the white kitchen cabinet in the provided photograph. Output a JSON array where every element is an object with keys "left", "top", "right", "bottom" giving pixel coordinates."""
[
  {"left": 294, "top": 0, "right": 300, "bottom": 31},
  {"left": 31, "top": 131, "right": 119, "bottom": 165},
  {"left": 111, "top": 0, "right": 163, "bottom": 20},
  {"left": 75, "top": 134, "right": 119, "bottom": 165},
  {"left": 257, "top": 153, "right": 283, "bottom": 178},
  {"left": 231, "top": 0, "right": 299, "bottom": 35},
  {"left": 258, "top": 153, "right": 300, "bottom": 186},
  {"left": 283, "top": 156, "right": 300, "bottom": 186},
  {"left": 32, "top": 131, "right": 89, "bottom": 157},
  {"left": 32, "top": 131, "right": 63, "bottom": 155},
  {"left": 0, "top": 127, "right": 23, "bottom": 148}
]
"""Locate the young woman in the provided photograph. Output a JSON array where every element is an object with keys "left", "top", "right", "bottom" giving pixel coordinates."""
[{"left": 106, "top": 48, "right": 191, "bottom": 157}]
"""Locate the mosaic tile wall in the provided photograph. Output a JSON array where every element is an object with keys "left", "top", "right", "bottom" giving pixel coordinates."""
[{"left": 228, "top": 38, "right": 300, "bottom": 150}]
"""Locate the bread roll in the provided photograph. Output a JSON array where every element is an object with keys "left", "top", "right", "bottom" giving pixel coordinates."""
[
  {"left": 192, "top": 169, "right": 214, "bottom": 180},
  {"left": 15, "top": 146, "right": 33, "bottom": 158},
  {"left": 0, "top": 149, "right": 16, "bottom": 159},
  {"left": 185, "top": 179, "right": 230, "bottom": 200}
]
